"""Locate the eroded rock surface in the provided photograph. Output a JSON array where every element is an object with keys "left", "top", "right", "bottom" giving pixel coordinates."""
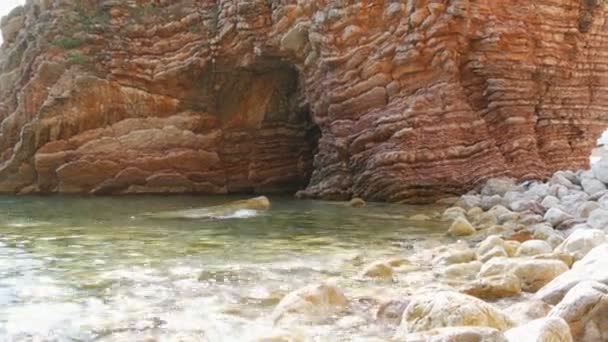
[{"left": 0, "top": 0, "right": 606, "bottom": 201}]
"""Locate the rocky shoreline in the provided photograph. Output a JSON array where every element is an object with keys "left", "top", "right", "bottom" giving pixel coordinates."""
[{"left": 261, "top": 161, "right": 608, "bottom": 341}]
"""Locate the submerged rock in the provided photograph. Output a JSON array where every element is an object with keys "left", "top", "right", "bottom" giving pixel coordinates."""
[
  {"left": 447, "top": 217, "right": 476, "bottom": 236},
  {"left": 359, "top": 261, "right": 394, "bottom": 280},
  {"left": 376, "top": 299, "right": 409, "bottom": 325},
  {"left": 143, "top": 196, "right": 271, "bottom": 219},
  {"left": 271, "top": 282, "right": 348, "bottom": 324},
  {"left": 349, "top": 198, "right": 366, "bottom": 208},
  {"left": 409, "top": 214, "right": 431, "bottom": 221}
]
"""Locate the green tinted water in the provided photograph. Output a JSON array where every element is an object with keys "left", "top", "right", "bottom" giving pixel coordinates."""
[{"left": 0, "top": 196, "right": 448, "bottom": 341}]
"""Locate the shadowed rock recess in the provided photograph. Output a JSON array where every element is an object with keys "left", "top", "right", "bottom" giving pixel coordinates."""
[{"left": 0, "top": 0, "right": 606, "bottom": 202}]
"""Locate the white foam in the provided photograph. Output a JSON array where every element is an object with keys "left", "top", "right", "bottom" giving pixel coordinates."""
[{"left": 211, "top": 209, "right": 260, "bottom": 219}]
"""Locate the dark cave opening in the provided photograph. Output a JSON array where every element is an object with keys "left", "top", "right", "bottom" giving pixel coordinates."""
[{"left": 211, "top": 62, "right": 319, "bottom": 195}]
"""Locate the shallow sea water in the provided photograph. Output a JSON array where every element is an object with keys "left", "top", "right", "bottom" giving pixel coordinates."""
[{"left": 0, "top": 195, "right": 449, "bottom": 341}]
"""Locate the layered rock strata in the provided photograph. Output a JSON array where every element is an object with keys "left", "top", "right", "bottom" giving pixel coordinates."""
[{"left": 0, "top": 0, "right": 606, "bottom": 201}]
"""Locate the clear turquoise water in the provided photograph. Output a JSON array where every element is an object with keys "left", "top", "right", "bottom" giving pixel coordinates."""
[{"left": 0, "top": 195, "right": 447, "bottom": 341}]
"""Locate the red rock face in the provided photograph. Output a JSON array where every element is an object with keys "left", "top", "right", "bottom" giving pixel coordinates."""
[{"left": 0, "top": 0, "right": 606, "bottom": 202}]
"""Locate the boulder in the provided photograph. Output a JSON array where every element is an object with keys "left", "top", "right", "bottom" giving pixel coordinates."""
[
  {"left": 549, "top": 281, "right": 608, "bottom": 342},
  {"left": 541, "top": 195, "right": 561, "bottom": 210},
  {"left": 531, "top": 223, "right": 565, "bottom": 248},
  {"left": 467, "top": 206, "right": 484, "bottom": 221},
  {"left": 488, "top": 205, "right": 512, "bottom": 219},
  {"left": 551, "top": 173, "right": 576, "bottom": 189},
  {"left": 455, "top": 195, "right": 482, "bottom": 210},
  {"left": 504, "top": 240, "right": 521, "bottom": 257},
  {"left": 582, "top": 178, "right": 606, "bottom": 196},
  {"left": 433, "top": 248, "right": 476, "bottom": 266},
  {"left": 550, "top": 184, "right": 570, "bottom": 199},
  {"left": 394, "top": 291, "right": 514, "bottom": 335},
  {"left": 485, "top": 224, "right": 511, "bottom": 237},
  {"left": 519, "top": 212, "right": 545, "bottom": 225},
  {"left": 480, "top": 246, "right": 509, "bottom": 263},
  {"left": 527, "top": 183, "right": 550, "bottom": 198},
  {"left": 510, "top": 198, "right": 543, "bottom": 213},
  {"left": 462, "top": 273, "right": 522, "bottom": 299},
  {"left": 504, "top": 317, "right": 573, "bottom": 342},
  {"left": 447, "top": 217, "right": 476, "bottom": 236},
  {"left": 503, "top": 190, "right": 524, "bottom": 204},
  {"left": 442, "top": 207, "right": 466, "bottom": 221},
  {"left": 591, "top": 157, "right": 608, "bottom": 184},
  {"left": 515, "top": 240, "right": 553, "bottom": 257},
  {"left": 476, "top": 211, "right": 499, "bottom": 228},
  {"left": 498, "top": 212, "right": 520, "bottom": 224},
  {"left": 481, "top": 178, "right": 520, "bottom": 196},
  {"left": 479, "top": 257, "right": 569, "bottom": 292},
  {"left": 476, "top": 235, "right": 508, "bottom": 262},
  {"left": 506, "top": 300, "right": 553, "bottom": 325},
  {"left": 560, "top": 191, "right": 590, "bottom": 214},
  {"left": 271, "top": 282, "right": 348, "bottom": 324},
  {"left": 579, "top": 169, "right": 595, "bottom": 181},
  {"left": 589, "top": 189, "right": 608, "bottom": 201},
  {"left": 440, "top": 261, "right": 483, "bottom": 280},
  {"left": 536, "top": 244, "right": 608, "bottom": 304},
  {"left": 480, "top": 195, "right": 503, "bottom": 211},
  {"left": 587, "top": 208, "right": 608, "bottom": 230},
  {"left": 532, "top": 252, "right": 575, "bottom": 268},
  {"left": 397, "top": 327, "right": 507, "bottom": 342},
  {"left": 575, "top": 201, "right": 600, "bottom": 219},
  {"left": 554, "top": 229, "right": 606, "bottom": 261},
  {"left": 544, "top": 207, "right": 574, "bottom": 227}
]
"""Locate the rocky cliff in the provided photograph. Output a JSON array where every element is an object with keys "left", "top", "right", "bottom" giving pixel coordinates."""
[{"left": 0, "top": 0, "right": 606, "bottom": 202}]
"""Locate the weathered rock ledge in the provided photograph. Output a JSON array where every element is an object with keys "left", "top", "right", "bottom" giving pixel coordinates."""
[{"left": 0, "top": 0, "right": 607, "bottom": 202}]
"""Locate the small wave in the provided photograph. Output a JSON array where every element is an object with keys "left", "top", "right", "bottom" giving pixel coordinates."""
[
  {"left": 140, "top": 208, "right": 262, "bottom": 220},
  {"left": 5, "top": 221, "right": 52, "bottom": 228},
  {"left": 210, "top": 209, "right": 260, "bottom": 220}
]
